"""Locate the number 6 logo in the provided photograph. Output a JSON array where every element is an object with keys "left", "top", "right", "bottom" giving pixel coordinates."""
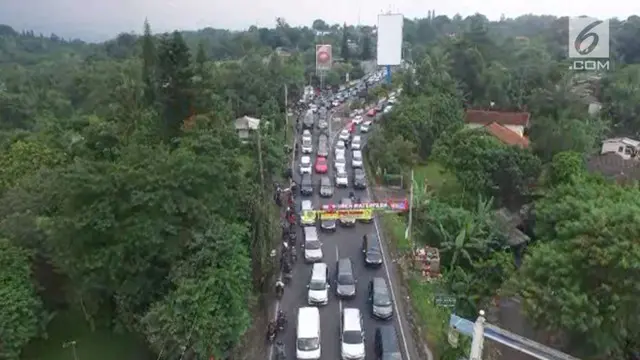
[
  {"left": 569, "top": 17, "right": 609, "bottom": 59},
  {"left": 574, "top": 20, "right": 602, "bottom": 56}
]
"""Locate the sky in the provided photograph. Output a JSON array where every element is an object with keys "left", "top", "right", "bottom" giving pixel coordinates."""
[{"left": 0, "top": 0, "right": 634, "bottom": 42}]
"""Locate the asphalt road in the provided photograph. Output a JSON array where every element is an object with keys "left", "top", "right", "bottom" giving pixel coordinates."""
[{"left": 273, "top": 104, "right": 422, "bottom": 360}]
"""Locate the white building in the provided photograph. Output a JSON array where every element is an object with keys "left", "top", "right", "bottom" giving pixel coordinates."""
[
  {"left": 601, "top": 137, "right": 640, "bottom": 160},
  {"left": 234, "top": 116, "right": 261, "bottom": 142}
]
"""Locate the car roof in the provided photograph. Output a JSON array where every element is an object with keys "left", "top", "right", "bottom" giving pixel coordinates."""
[
  {"left": 373, "top": 277, "right": 387, "bottom": 289},
  {"left": 302, "top": 200, "right": 313, "bottom": 209},
  {"left": 321, "top": 176, "right": 331, "bottom": 184},
  {"left": 353, "top": 135, "right": 361, "bottom": 140},
  {"left": 343, "top": 308, "right": 362, "bottom": 331},
  {"left": 298, "top": 307, "right": 320, "bottom": 337},
  {"left": 301, "top": 156, "right": 311, "bottom": 162},
  {"left": 353, "top": 150, "right": 362, "bottom": 156},
  {"left": 312, "top": 262, "right": 327, "bottom": 277},
  {"left": 378, "top": 325, "right": 400, "bottom": 352}
]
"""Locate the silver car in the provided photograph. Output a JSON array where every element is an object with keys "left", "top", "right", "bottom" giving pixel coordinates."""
[{"left": 319, "top": 176, "right": 333, "bottom": 197}]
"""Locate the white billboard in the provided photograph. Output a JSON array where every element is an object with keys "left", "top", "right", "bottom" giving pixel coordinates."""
[{"left": 376, "top": 13, "right": 403, "bottom": 66}]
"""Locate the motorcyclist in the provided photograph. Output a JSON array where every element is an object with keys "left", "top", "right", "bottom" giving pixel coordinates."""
[
  {"left": 277, "top": 310, "right": 287, "bottom": 330},
  {"left": 275, "top": 280, "right": 285, "bottom": 297},
  {"left": 267, "top": 320, "right": 277, "bottom": 341},
  {"left": 349, "top": 191, "right": 356, "bottom": 202}
]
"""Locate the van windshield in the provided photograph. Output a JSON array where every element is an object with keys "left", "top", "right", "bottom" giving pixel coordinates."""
[
  {"left": 297, "top": 337, "right": 320, "bottom": 351},
  {"left": 309, "top": 278, "right": 326, "bottom": 290},
  {"left": 306, "top": 240, "right": 321, "bottom": 250}
]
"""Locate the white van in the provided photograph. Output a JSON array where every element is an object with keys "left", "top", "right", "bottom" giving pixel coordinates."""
[
  {"left": 352, "top": 135, "right": 362, "bottom": 150},
  {"left": 340, "top": 308, "right": 365, "bottom": 360},
  {"left": 303, "top": 227, "right": 323, "bottom": 262},
  {"left": 308, "top": 263, "right": 329, "bottom": 305},
  {"left": 297, "top": 307, "right": 321, "bottom": 359}
]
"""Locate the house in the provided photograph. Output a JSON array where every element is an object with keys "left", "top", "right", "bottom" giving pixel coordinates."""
[
  {"left": 483, "top": 122, "right": 530, "bottom": 148},
  {"left": 465, "top": 110, "right": 530, "bottom": 136},
  {"left": 234, "top": 116, "right": 261, "bottom": 141},
  {"left": 600, "top": 137, "right": 640, "bottom": 160}
]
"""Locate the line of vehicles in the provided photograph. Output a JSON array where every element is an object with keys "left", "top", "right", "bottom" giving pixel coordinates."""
[{"left": 291, "top": 80, "right": 405, "bottom": 360}]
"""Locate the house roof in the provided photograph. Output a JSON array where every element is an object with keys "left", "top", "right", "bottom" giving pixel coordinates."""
[
  {"left": 465, "top": 110, "right": 530, "bottom": 126},
  {"left": 234, "top": 116, "right": 261, "bottom": 130},
  {"left": 602, "top": 137, "right": 640, "bottom": 148},
  {"left": 494, "top": 208, "right": 530, "bottom": 246},
  {"left": 484, "top": 122, "right": 530, "bottom": 148}
]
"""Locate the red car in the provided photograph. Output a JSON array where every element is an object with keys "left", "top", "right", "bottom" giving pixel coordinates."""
[
  {"left": 315, "top": 156, "right": 328, "bottom": 173},
  {"left": 367, "top": 109, "right": 376, "bottom": 117},
  {"left": 348, "top": 121, "right": 356, "bottom": 133}
]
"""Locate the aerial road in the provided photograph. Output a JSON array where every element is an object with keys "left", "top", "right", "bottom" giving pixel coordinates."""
[{"left": 272, "top": 80, "right": 425, "bottom": 360}]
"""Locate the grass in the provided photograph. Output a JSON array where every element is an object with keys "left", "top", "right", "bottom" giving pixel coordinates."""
[
  {"left": 413, "top": 162, "right": 457, "bottom": 193},
  {"left": 22, "top": 310, "right": 152, "bottom": 360}
]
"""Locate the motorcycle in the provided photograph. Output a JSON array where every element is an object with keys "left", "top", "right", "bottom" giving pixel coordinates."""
[
  {"left": 275, "top": 281, "right": 284, "bottom": 299},
  {"left": 266, "top": 321, "right": 277, "bottom": 343},
  {"left": 276, "top": 310, "right": 287, "bottom": 332},
  {"left": 275, "top": 341, "right": 287, "bottom": 360},
  {"left": 288, "top": 231, "right": 297, "bottom": 245}
]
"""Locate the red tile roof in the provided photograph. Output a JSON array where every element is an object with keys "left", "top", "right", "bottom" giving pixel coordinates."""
[
  {"left": 484, "top": 122, "right": 530, "bottom": 148},
  {"left": 465, "top": 110, "right": 530, "bottom": 126}
]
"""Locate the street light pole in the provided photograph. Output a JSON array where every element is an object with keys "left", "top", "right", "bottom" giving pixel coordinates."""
[
  {"left": 63, "top": 340, "right": 79, "bottom": 360},
  {"left": 469, "top": 310, "right": 486, "bottom": 360}
]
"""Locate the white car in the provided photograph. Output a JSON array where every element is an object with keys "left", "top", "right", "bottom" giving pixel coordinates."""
[
  {"left": 383, "top": 106, "right": 393, "bottom": 114},
  {"left": 300, "top": 156, "right": 312, "bottom": 174},
  {"left": 352, "top": 150, "right": 363, "bottom": 168},
  {"left": 360, "top": 123, "right": 370, "bottom": 133},
  {"left": 308, "top": 263, "right": 329, "bottom": 305},
  {"left": 355, "top": 109, "right": 364, "bottom": 115},
  {"left": 332, "top": 100, "right": 340, "bottom": 107},
  {"left": 351, "top": 136, "right": 362, "bottom": 150},
  {"left": 340, "top": 308, "right": 365, "bottom": 360},
  {"left": 352, "top": 115, "right": 363, "bottom": 125},
  {"left": 301, "top": 135, "right": 313, "bottom": 154},
  {"left": 339, "top": 129, "right": 350, "bottom": 142},
  {"left": 335, "top": 169, "right": 349, "bottom": 187},
  {"left": 334, "top": 152, "right": 346, "bottom": 169}
]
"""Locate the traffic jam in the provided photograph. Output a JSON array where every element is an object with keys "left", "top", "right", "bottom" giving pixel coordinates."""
[{"left": 270, "top": 72, "right": 410, "bottom": 360}]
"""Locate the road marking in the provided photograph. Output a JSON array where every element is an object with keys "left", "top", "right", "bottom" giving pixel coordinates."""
[{"left": 336, "top": 245, "right": 343, "bottom": 316}]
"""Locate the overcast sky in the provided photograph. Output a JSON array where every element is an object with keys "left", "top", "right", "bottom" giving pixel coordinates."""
[{"left": 0, "top": 0, "right": 634, "bottom": 41}]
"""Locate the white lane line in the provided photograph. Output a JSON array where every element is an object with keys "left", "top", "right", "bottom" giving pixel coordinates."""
[
  {"left": 365, "top": 172, "right": 414, "bottom": 360},
  {"left": 336, "top": 245, "right": 343, "bottom": 316}
]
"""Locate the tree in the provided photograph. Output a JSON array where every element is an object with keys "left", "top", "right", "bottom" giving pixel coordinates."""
[
  {"left": 341, "top": 23, "right": 349, "bottom": 61},
  {"left": 433, "top": 129, "right": 541, "bottom": 208},
  {"left": 141, "top": 19, "right": 157, "bottom": 107},
  {"left": 512, "top": 177, "right": 640, "bottom": 359},
  {"left": 361, "top": 34, "right": 372, "bottom": 60},
  {"left": 382, "top": 93, "right": 464, "bottom": 158},
  {"left": 156, "top": 31, "right": 195, "bottom": 140},
  {"left": 0, "top": 239, "right": 48, "bottom": 360}
]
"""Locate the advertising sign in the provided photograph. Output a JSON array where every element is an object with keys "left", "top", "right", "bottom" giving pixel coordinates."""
[
  {"left": 316, "top": 44, "right": 332, "bottom": 72},
  {"left": 321, "top": 200, "right": 408, "bottom": 212},
  {"left": 376, "top": 13, "right": 403, "bottom": 66}
]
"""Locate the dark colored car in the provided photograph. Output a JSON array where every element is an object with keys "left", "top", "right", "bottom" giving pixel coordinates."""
[
  {"left": 303, "top": 112, "right": 315, "bottom": 129},
  {"left": 336, "top": 258, "right": 356, "bottom": 298},
  {"left": 375, "top": 326, "right": 402, "bottom": 359},
  {"left": 369, "top": 277, "right": 393, "bottom": 319},
  {"left": 362, "top": 233, "right": 383, "bottom": 267},
  {"left": 321, "top": 218, "right": 337, "bottom": 232},
  {"left": 353, "top": 169, "right": 367, "bottom": 189},
  {"left": 300, "top": 174, "right": 313, "bottom": 196}
]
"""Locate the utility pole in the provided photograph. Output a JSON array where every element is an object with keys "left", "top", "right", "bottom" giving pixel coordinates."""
[
  {"left": 257, "top": 130, "right": 265, "bottom": 190},
  {"left": 63, "top": 340, "right": 79, "bottom": 360},
  {"left": 284, "top": 83, "right": 289, "bottom": 137},
  {"left": 469, "top": 310, "right": 486, "bottom": 360},
  {"left": 405, "top": 169, "right": 414, "bottom": 249}
]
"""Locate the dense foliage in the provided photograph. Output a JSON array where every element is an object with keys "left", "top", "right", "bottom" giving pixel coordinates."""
[{"left": 365, "top": 12, "right": 640, "bottom": 360}]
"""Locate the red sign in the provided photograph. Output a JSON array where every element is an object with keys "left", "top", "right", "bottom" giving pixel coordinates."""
[{"left": 316, "top": 44, "right": 332, "bottom": 71}]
